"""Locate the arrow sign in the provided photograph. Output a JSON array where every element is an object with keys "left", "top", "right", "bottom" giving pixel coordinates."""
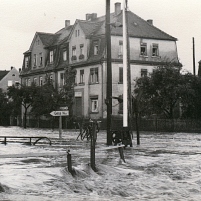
[{"left": 50, "top": 111, "right": 69, "bottom": 116}]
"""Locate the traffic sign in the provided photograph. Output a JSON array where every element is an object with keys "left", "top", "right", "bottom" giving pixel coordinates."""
[{"left": 50, "top": 111, "right": 69, "bottom": 116}]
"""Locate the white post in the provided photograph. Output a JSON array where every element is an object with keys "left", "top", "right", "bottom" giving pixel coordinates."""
[{"left": 123, "top": 0, "right": 128, "bottom": 127}]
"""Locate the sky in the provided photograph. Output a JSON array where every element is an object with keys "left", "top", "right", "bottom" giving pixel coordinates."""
[{"left": 0, "top": 0, "right": 201, "bottom": 74}]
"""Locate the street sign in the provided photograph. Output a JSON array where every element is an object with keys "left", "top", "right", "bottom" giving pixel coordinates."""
[{"left": 50, "top": 111, "right": 69, "bottom": 116}]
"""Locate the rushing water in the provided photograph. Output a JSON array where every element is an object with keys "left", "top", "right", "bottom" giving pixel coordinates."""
[{"left": 0, "top": 126, "right": 201, "bottom": 200}]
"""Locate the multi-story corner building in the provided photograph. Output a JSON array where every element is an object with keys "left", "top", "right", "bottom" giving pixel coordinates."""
[{"left": 20, "top": 2, "right": 180, "bottom": 123}]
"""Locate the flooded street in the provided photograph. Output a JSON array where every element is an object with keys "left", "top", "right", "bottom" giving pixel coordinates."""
[{"left": 0, "top": 126, "right": 201, "bottom": 200}]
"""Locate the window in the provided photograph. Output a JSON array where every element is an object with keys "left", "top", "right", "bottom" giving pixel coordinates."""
[
  {"left": 119, "top": 102, "right": 123, "bottom": 114},
  {"left": 25, "top": 56, "right": 29, "bottom": 68},
  {"left": 72, "top": 46, "right": 77, "bottom": 61},
  {"left": 93, "top": 41, "right": 99, "bottom": 55},
  {"left": 75, "top": 30, "right": 80, "bottom": 37},
  {"left": 80, "top": 69, "right": 84, "bottom": 84},
  {"left": 60, "top": 73, "right": 64, "bottom": 87},
  {"left": 141, "top": 69, "right": 148, "bottom": 77},
  {"left": 119, "top": 67, "right": 123, "bottom": 83},
  {"left": 25, "top": 79, "right": 28, "bottom": 86},
  {"left": 33, "top": 77, "right": 37, "bottom": 84},
  {"left": 34, "top": 54, "right": 37, "bottom": 66},
  {"left": 72, "top": 46, "right": 76, "bottom": 56},
  {"left": 39, "top": 53, "right": 43, "bottom": 66},
  {"left": 119, "top": 40, "right": 123, "bottom": 56},
  {"left": 50, "top": 50, "right": 54, "bottom": 63},
  {"left": 152, "top": 44, "right": 159, "bottom": 56},
  {"left": 8, "top": 80, "right": 12, "bottom": 86},
  {"left": 63, "top": 49, "right": 67, "bottom": 61},
  {"left": 28, "top": 79, "right": 31, "bottom": 86},
  {"left": 90, "top": 68, "right": 99, "bottom": 83},
  {"left": 80, "top": 44, "right": 84, "bottom": 55},
  {"left": 50, "top": 75, "right": 53, "bottom": 83},
  {"left": 140, "top": 43, "right": 147, "bottom": 56},
  {"left": 91, "top": 98, "right": 98, "bottom": 113},
  {"left": 39, "top": 77, "right": 43, "bottom": 86}
]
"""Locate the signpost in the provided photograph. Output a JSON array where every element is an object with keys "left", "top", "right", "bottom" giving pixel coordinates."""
[{"left": 50, "top": 110, "right": 69, "bottom": 138}]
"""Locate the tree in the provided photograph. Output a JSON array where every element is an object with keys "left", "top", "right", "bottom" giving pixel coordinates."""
[
  {"left": 7, "top": 83, "right": 38, "bottom": 128},
  {"left": 0, "top": 89, "right": 11, "bottom": 126},
  {"left": 135, "top": 65, "right": 182, "bottom": 119},
  {"left": 179, "top": 73, "right": 201, "bottom": 119}
]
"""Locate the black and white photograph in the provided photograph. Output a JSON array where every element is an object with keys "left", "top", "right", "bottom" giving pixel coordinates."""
[{"left": 0, "top": 0, "right": 201, "bottom": 200}]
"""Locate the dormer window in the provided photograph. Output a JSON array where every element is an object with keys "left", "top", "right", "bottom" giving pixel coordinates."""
[
  {"left": 33, "top": 54, "right": 37, "bottom": 67},
  {"left": 93, "top": 41, "right": 99, "bottom": 55},
  {"left": 25, "top": 56, "right": 29, "bottom": 68},
  {"left": 63, "top": 49, "right": 67, "bottom": 61},
  {"left": 152, "top": 44, "right": 159, "bottom": 57},
  {"left": 50, "top": 50, "right": 54, "bottom": 63},
  {"left": 140, "top": 43, "right": 147, "bottom": 56}
]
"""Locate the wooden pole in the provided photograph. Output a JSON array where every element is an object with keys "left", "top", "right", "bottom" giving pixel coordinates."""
[
  {"left": 59, "top": 116, "right": 62, "bottom": 138},
  {"left": 193, "top": 37, "right": 196, "bottom": 75},
  {"left": 90, "top": 122, "right": 96, "bottom": 171},
  {"left": 106, "top": 0, "right": 112, "bottom": 145}
]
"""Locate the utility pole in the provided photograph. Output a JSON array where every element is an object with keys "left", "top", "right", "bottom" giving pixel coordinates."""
[
  {"left": 106, "top": 0, "right": 112, "bottom": 145},
  {"left": 193, "top": 37, "right": 196, "bottom": 75}
]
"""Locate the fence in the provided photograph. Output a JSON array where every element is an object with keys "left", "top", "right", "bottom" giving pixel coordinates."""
[{"left": 13, "top": 115, "right": 201, "bottom": 133}]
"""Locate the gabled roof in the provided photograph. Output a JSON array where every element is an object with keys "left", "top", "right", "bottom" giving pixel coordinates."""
[
  {"left": 37, "top": 32, "right": 59, "bottom": 47},
  {"left": 78, "top": 20, "right": 104, "bottom": 38},
  {"left": 93, "top": 11, "right": 177, "bottom": 41},
  {"left": 0, "top": 70, "right": 9, "bottom": 81}
]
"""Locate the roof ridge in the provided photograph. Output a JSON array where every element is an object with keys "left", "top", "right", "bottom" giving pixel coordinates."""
[{"left": 36, "top": 31, "right": 55, "bottom": 35}]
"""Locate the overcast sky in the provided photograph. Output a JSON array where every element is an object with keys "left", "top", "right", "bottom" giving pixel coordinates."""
[{"left": 0, "top": 0, "right": 201, "bottom": 74}]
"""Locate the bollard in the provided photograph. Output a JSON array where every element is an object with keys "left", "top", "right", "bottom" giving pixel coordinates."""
[
  {"left": 67, "top": 150, "right": 72, "bottom": 173},
  {"left": 118, "top": 146, "right": 126, "bottom": 163},
  {"left": 90, "top": 122, "right": 96, "bottom": 171}
]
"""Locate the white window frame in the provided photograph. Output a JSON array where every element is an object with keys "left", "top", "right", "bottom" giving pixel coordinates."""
[
  {"left": 63, "top": 49, "right": 67, "bottom": 61},
  {"left": 59, "top": 72, "right": 65, "bottom": 87},
  {"left": 90, "top": 68, "right": 99, "bottom": 83},
  {"left": 50, "top": 50, "right": 54, "bottom": 63},
  {"left": 39, "top": 77, "right": 43, "bottom": 86},
  {"left": 72, "top": 46, "right": 76, "bottom": 56},
  {"left": 25, "top": 56, "right": 29, "bottom": 68},
  {"left": 34, "top": 54, "right": 37, "bottom": 66},
  {"left": 152, "top": 44, "right": 159, "bottom": 57},
  {"left": 91, "top": 98, "right": 98, "bottom": 113},
  {"left": 8, "top": 80, "right": 13, "bottom": 86},
  {"left": 119, "top": 40, "right": 123, "bottom": 56},
  {"left": 140, "top": 43, "right": 147, "bottom": 56},
  {"left": 80, "top": 69, "right": 84, "bottom": 84}
]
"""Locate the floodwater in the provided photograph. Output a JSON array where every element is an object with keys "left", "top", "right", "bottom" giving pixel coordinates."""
[{"left": 0, "top": 126, "right": 201, "bottom": 201}]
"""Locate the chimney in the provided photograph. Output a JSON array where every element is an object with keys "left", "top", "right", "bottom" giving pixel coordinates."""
[
  {"left": 91, "top": 13, "right": 97, "bottom": 20},
  {"left": 11, "top": 66, "right": 13, "bottom": 70},
  {"left": 65, "top": 20, "right": 70, "bottom": 28},
  {"left": 86, "top": 13, "right": 91, "bottom": 21},
  {"left": 147, "top": 19, "right": 153, "bottom": 25},
  {"left": 19, "top": 68, "right": 21, "bottom": 73},
  {"left": 115, "top": 2, "right": 121, "bottom": 15}
]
